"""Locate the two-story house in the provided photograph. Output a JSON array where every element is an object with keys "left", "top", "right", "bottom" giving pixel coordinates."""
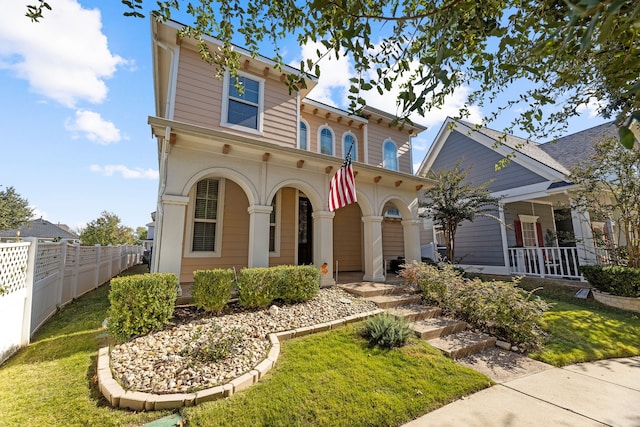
[{"left": 148, "top": 20, "right": 433, "bottom": 287}]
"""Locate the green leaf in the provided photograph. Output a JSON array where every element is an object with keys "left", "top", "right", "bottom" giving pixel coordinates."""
[{"left": 618, "top": 126, "right": 635, "bottom": 149}]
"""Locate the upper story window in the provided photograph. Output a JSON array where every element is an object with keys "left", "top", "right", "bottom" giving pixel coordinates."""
[
  {"left": 343, "top": 133, "right": 358, "bottom": 161},
  {"left": 383, "top": 139, "right": 398, "bottom": 171},
  {"left": 299, "top": 121, "right": 308, "bottom": 150},
  {"left": 221, "top": 72, "right": 264, "bottom": 133},
  {"left": 319, "top": 126, "right": 334, "bottom": 155}
]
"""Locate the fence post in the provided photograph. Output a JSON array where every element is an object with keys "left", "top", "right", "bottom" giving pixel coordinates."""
[
  {"left": 56, "top": 239, "right": 68, "bottom": 309},
  {"left": 22, "top": 237, "right": 38, "bottom": 345},
  {"left": 72, "top": 243, "right": 80, "bottom": 299},
  {"left": 94, "top": 244, "right": 101, "bottom": 288},
  {"left": 106, "top": 245, "right": 113, "bottom": 281},
  {"left": 537, "top": 247, "right": 546, "bottom": 278}
]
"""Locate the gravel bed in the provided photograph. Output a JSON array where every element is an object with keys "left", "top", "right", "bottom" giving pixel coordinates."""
[{"left": 110, "top": 288, "right": 377, "bottom": 394}]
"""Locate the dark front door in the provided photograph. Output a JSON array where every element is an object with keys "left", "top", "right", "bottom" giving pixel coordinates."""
[{"left": 298, "top": 197, "right": 313, "bottom": 265}]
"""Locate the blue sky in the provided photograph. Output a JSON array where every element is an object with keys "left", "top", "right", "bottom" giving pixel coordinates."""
[{"left": 0, "top": 0, "right": 608, "bottom": 232}]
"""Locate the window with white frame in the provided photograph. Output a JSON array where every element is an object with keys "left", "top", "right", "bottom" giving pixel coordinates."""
[
  {"left": 519, "top": 215, "right": 539, "bottom": 247},
  {"left": 383, "top": 139, "right": 398, "bottom": 171},
  {"left": 192, "top": 178, "right": 221, "bottom": 252},
  {"left": 299, "top": 121, "right": 308, "bottom": 150},
  {"left": 343, "top": 133, "right": 357, "bottom": 161},
  {"left": 222, "top": 72, "right": 263, "bottom": 131},
  {"left": 319, "top": 126, "right": 334, "bottom": 155}
]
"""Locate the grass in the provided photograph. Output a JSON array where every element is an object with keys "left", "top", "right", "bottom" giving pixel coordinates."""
[
  {"left": 0, "top": 264, "right": 167, "bottom": 427},
  {"left": 183, "top": 325, "right": 491, "bottom": 426}
]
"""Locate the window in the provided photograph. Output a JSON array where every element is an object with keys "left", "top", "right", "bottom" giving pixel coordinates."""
[
  {"left": 516, "top": 214, "right": 541, "bottom": 247},
  {"left": 343, "top": 133, "right": 357, "bottom": 161},
  {"left": 192, "top": 179, "right": 220, "bottom": 252},
  {"left": 222, "top": 72, "right": 263, "bottom": 132},
  {"left": 383, "top": 139, "right": 398, "bottom": 171},
  {"left": 299, "top": 121, "right": 308, "bottom": 150},
  {"left": 319, "top": 127, "right": 334, "bottom": 155},
  {"left": 383, "top": 204, "right": 400, "bottom": 218}
]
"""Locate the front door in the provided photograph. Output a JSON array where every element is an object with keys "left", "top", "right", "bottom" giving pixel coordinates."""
[{"left": 298, "top": 197, "right": 313, "bottom": 265}]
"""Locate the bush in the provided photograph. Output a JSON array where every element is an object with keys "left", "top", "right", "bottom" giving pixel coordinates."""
[
  {"left": 362, "top": 313, "right": 413, "bottom": 348},
  {"left": 107, "top": 273, "right": 178, "bottom": 341},
  {"left": 192, "top": 269, "right": 235, "bottom": 313},
  {"left": 237, "top": 268, "right": 280, "bottom": 309},
  {"left": 277, "top": 265, "right": 319, "bottom": 303},
  {"left": 180, "top": 324, "right": 244, "bottom": 362},
  {"left": 580, "top": 265, "right": 640, "bottom": 297}
]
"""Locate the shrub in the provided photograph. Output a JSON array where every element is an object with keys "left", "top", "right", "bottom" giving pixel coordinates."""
[
  {"left": 107, "top": 273, "right": 178, "bottom": 341},
  {"left": 180, "top": 324, "right": 244, "bottom": 363},
  {"left": 192, "top": 269, "right": 235, "bottom": 314},
  {"left": 277, "top": 265, "right": 319, "bottom": 303},
  {"left": 580, "top": 265, "right": 640, "bottom": 297},
  {"left": 362, "top": 313, "right": 413, "bottom": 348},
  {"left": 237, "top": 267, "right": 280, "bottom": 309}
]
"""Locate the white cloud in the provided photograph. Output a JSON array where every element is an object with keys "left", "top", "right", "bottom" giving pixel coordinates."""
[
  {"left": 29, "top": 206, "right": 49, "bottom": 221},
  {"left": 90, "top": 164, "right": 159, "bottom": 180},
  {"left": 577, "top": 98, "right": 606, "bottom": 118},
  {"left": 0, "top": 0, "right": 125, "bottom": 107},
  {"left": 65, "top": 110, "right": 121, "bottom": 144}
]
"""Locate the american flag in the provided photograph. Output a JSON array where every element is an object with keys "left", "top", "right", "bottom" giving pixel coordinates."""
[{"left": 328, "top": 154, "right": 357, "bottom": 211}]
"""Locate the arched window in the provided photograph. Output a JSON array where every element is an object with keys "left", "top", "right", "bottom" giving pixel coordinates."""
[
  {"left": 383, "top": 140, "right": 398, "bottom": 171},
  {"left": 343, "top": 133, "right": 357, "bottom": 161},
  {"left": 320, "top": 127, "right": 334, "bottom": 155},
  {"left": 299, "top": 121, "right": 308, "bottom": 150}
]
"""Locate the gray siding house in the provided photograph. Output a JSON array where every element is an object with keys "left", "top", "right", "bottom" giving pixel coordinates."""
[{"left": 417, "top": 118, "right": 620, "bottom": 279}]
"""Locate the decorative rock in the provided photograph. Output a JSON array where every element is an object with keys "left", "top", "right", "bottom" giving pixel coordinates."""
[
  {"left": 339, "top": 297, "right": 352, "bottom": 304},
  {"left": 268, "top": 305, "right": 279, "bottom": 316},
  {"left": 511, "top": 345, "right": 519, "bottom": 352},
  {"left": 495, "top": 340, "right": 511, "bottom": 350}
]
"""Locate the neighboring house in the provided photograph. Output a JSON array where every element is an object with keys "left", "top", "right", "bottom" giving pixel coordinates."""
[
  {"left": 142, "top": 211, "right": 155, "bottom": 251},
  {"left": 0, "top": 218, "right": 79, "bottom": 243},
  {"left": 417, "top": 118, "right": 622, "bottom": 280},
  {"left": 149, "top": 20, "right": 433, "bottom": 286}
]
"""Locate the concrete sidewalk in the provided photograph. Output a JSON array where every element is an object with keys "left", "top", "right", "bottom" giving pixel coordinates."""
[{"left": 404, "top": 355, "right": 640, "bottom": 427}]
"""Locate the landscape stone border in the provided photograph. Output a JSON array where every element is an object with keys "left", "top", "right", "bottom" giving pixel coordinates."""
[
  {"left": 592, "top": 290, "right": 640, "bottom": 313},
  {"left": 97, "top": 308, "right": 384, "bottom": 410}
]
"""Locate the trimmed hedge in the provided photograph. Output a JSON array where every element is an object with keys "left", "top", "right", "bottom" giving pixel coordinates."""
[
  {"left": 400, "top": 261, "right": 548, "bottom": 346},
  {"left": 107, "top": 273, "right": 178, "bottom": 341},
  {"left": 580, "top": 265, "right": 640, "bottom": 297},
  {"left": 192, "top": 269, "right": 235, "bottom": 313},
  {"left": 237, "top": 265, "right": 320, "bottom": 309}
]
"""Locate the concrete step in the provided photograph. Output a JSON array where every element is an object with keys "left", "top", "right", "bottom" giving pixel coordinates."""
[
  {"left": 387, "top": 304, "right": 442, "bottom": 322},
  {"left": 428, "top": 330, "right": 497, "bottom": 359},
  {"left": 338, "top": 282, "right": 416, "bottom": 298},
  {"left": 366, "top": 293, "right": 422, "bottom": 309},
  {"left": 411, "top": 317, "right": 467, "bottom": 340}
]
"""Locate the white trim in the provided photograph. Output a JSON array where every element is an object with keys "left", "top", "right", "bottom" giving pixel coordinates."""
[
  {"left": 184, "top": 178, "right": 226, "bottom": 258},
  {"left": 299, "top": 119, "right": 310, "bottom": 151},
  {"left": 269, "top": 191, "right": 281, "bottom": 257},
  {"left": 317, "top": 124, "right": 335, "bottom": 156},
  {"left": 383, "top": 139, "right": 399, "bottom": 171},
  {"left": 303, "top": 98, "right": 368, "bottom": 123},
  {"left": 342, "top": 131, "right": 358, "bottom": 161},
  {"left": 220, "top": 70, "right": 265, "bottom": 135}
]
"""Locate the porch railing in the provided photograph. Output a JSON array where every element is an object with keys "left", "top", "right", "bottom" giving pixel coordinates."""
[{"left": 507, "top": 247, "right": 582, "bottom": 280}]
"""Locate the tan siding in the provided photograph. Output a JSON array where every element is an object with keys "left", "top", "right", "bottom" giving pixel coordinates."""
[
  {"left": 333, "top": 202, "right": 363, "bottom": 271},
  {"left": 270, "top": 187, "right": 296, "bottom": 266},
  {"left": 301, "top": 112, "right": 365, "bottom": 161},
  {"left": 174, "top": 47, "right": 297, "bottom": 148},
  {"left": 180, "top": 180, "right": 250, "bottom": 282},
  {"left": 382, "top": 219, "right": 405, "bottom": 263}
]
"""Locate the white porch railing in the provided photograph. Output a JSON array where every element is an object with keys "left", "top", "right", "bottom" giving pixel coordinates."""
[
  {"left": 0, "top": 238, "right": 143, "bottom": 364},
  {"left": 507, "top": 247, "right": 583, "bottom": 280}
]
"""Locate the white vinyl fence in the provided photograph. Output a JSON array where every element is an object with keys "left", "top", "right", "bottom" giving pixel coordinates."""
[{"left": 0, "top": 238, "right": 143, "bottom": 364}]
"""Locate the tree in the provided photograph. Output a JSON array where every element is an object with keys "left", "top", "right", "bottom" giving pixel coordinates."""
[
  {"left": 420, "top": 164, "right": 501, "bottom": 263},
  {"left": 135, "top": 226, "right": 148, "bottom": 241},
  {"left": 570, "top": 136, "right": 640, "bottom": 267},
  {"left": 79, "top": 211, "right": 136, "bottom": 246},
  {"left": 26, "top": 0, "right": 640, "bottom": 144},
  {"left": 0, "top": 186, "right": 33, "bottom": 231}
]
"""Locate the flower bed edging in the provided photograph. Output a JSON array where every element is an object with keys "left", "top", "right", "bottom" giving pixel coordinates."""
[
  {"left": 97, "top": 308, "right": 384, "bottom": 410},
  {"left": 592, "top": 290, "right": 640, "bottom": 313}
]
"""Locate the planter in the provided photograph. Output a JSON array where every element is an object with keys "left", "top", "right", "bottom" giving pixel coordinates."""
[{"left": 592, "top": 290, "right": 640, "bottom": 313}]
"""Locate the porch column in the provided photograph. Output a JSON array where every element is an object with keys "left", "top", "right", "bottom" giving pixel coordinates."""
[
  {"left": 362, "top": 215, "right": 385, "bottom": 282},
  {"left": 571, "top": 208, "right": 597, "bottom": 265},
  {"left": 498, "top": 204, "right": 510, "bottom": 270},
  {"left": 312, "top": 210, "right": 335, "bottom": 287},
  {"left": 401, "top": 219, "right": 422, "bottom": 263},
  {"left": 247, "top": 205, "right": 273, "bottom": 268},
  {"left": 156, "top": 194, "right": 189, "bottom": 279}
]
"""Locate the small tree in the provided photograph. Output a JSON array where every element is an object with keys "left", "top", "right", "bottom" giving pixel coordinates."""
[
  {"left": 79, "top": 211, "right": 136, "bottom": 246},
  {"left": 0, "top": 186, "right": 33, "bottom": 231},
  {"left": 135, "top": 226, "right": 148, "bottom": 243},
  {"left": 421, "top": 164, "right": 501, "bottom": 263},
  {"left": 570, "top": 136, "right": 640, "bottom": 267}
]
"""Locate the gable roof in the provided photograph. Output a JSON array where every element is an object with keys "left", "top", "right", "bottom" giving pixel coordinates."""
[{"left": 0, "top": 218, "right": 79, "bottom": 240}]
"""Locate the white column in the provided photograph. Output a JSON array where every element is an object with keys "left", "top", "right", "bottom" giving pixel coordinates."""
[
  {"left": 401, "top": 219, "right": 422, "bottom": 263},
  {"left": 571, "top": 207, "right": 597, "bottom": 265},
  {"left": 248, "top": 205, "right": 273, "bottom": 268},
  {"left": 498, "top": 204, "right": 510, "bottom": 271},
  {"left": 312, "top": 210, "right": 335, "bottom": 287},
  {"left": 362, "top": 215, "right": 385, "bottom": 282},
  {"left": 56, "top": 240, "right": 68, "bottom": 308},
  {"left": 156, "top": 194, "right": 189, "bottom": 278}
]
